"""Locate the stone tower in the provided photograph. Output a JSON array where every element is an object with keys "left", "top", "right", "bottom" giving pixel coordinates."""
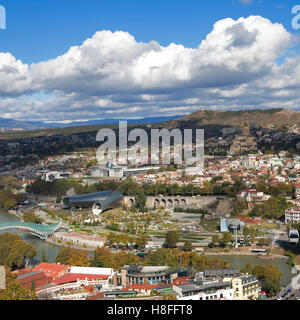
[{"left": 0, "top": 265, "right": 6, "bottom": 290}]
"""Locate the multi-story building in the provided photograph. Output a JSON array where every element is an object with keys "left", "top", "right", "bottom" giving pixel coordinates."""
[
  {"left": 53, "top": 232, "right": 107, "bottom": 248},
  {"left": 120, "top": 265, "right": 178, "bottom": 287},
  {"left": 285, "top": 208, "right": 300, "bottom": 224},
  {"left": 173, "top": 281, "right": 234, "bottom": 300},
  {"left": 220, "top": 219, "right": 229, "bottom": 232},
  {"left": 228, "top": 275, "right": 260, "bottom": 300}
]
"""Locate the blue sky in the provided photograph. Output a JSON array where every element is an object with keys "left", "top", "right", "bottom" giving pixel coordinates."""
[
  {"left": 1, "top": 0, "right": 300, "bottom": 122},
  {"left": 1, "top": 0, "right": 298, "bottom": 63}
]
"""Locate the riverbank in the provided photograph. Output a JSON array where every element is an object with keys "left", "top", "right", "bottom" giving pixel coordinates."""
[
  {"left": 45, "top": 237, "right": 96, "bottom": 252},
  {"left": 205, "top": 251, "right": 288, "bottom": 260}
]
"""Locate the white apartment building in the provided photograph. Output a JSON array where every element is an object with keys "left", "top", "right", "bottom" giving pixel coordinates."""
[
  {"left": 173, "top": 282, "right": 234, "bottom": 301},
  {"left": 285, "top": 208, "right": 300, "bottom": 224}
]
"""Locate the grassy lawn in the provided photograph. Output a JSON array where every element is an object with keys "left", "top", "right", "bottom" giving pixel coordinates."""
[
  {"left": 247, "top": 223, "right": 278, "bottom": 230},
  {"left": 200, "top": 220, "right": 220, "bottom": 232}
]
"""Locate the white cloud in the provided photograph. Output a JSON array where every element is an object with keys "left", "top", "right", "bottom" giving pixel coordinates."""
[{"left": 0, "top": 15, "right": 299, "bottom": 121}]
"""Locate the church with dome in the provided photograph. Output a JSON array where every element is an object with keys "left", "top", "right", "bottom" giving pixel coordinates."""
[{"left": 230, "top": 122, "right": 258, "bottom": 155}]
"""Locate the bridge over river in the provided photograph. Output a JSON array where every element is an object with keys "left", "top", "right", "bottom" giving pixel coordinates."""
[{"left": 0, "top": 222, "right": 61, "bottom": 240}]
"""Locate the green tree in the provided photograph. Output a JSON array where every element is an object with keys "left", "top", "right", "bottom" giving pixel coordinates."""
[
  {"left": 211, "top": 235, "right": 220, "bottom": 247},
  {"left": 146, "top": 249, "right": 181, "bottom": 268},
  {"left": 165, "top": 231, "right": 180, "bottom": 248},
  {"left": 0, "top": 234, "right": 36, "bottom": 270},
  {"left": 23, "top": 211, "right": 42, "bottom": 224},
  {"left": 241, "top": 263, "right": 253, "bottom": 274},
  {"left": 221, "top": 232, "right": 233, "bottom": 247},
  {"left": 253, "top": 264, "right": 282, "bottom": 296},
  {"left": 135, "top": 191, "right": 147, "bottom": 212},
  {"left": 135, "top": 236, "right": 147, "bottom": 249},
  {"left": 0, "top": 272, "right": 36, "bottom": 300},
  {"left": 55, "top": 247, "right": 90, "bottom": 266},
  {"left": 182, "top": 241, "right": 193, "bottom": 252},
  {"left": 31, "top": 280, "right": 35, "bottom": 293}
]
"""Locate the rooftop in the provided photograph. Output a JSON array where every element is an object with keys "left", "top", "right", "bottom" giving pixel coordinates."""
[{"left": 69, "top": 266, "right": 114, "bottom": 276}]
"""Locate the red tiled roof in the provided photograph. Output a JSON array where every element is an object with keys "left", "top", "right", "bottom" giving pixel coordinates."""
[
  {"left": 12, "top": 268, "right": 32, "bottom": 276},
  {"left": 32, "top": 263, "right": 69, "bottom": 278},
  {"left": 16, "top": 271, "right": 52, "bottom": 290}
]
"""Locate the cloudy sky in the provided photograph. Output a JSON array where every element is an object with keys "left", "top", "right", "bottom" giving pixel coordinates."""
[{"left": 1, "top": 0, "right": 300, "bottom": 122}]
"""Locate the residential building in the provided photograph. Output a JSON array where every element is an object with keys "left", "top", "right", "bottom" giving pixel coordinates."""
[
  {"left": 285, "top": 208, "right": 300, "bottom": 224},
  {"left": 230, "top": 275, "right": 260, "bottom": 300},
  {"left": 173, "top": 281, "right": 234, "bottom": 300}
]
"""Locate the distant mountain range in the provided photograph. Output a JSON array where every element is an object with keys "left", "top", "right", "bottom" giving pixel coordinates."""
[
  {"left": 2, "top": 108, "right": 300, "bottom": 133},
  {"left": 0, "top": 115, "right": 183, "bottom": 131}
]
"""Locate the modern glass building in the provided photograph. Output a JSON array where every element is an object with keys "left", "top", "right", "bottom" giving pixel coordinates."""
[{"left": 62, "top": 190, "right": 123, "bottom": 215}]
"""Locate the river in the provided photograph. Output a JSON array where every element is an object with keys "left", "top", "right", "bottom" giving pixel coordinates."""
[
  {"left": 0, "top": 209, "right": 62, "bottom": 264},
  {"left": 208, "top": 255, "right": 292, "bottom": 286},
  {"left": 0, "top": 209, "right": 293, "bottom": 285}
]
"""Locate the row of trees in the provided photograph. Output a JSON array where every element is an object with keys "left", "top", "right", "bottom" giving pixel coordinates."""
[
  {"left": 105, "top": 233, "right": 147, "bottom": 249},
  {"left": 211, "top": 232, "right": 233, "bottom": 247},
  {"left": 54, "top": 246, "right": 140, "bottom": 272},
  {"left": 53, "top": 243, "right": 230, "bottom": 272},
  {"left": 26, "top": 176, "right": 250, "bottom": 201},
  {"left": 249, "top": 195, "right": 293, "bottom": 219},
  {"left": 255, "top": 181, "right": 294, "bottom": 198},
  {"left": 0, "top": 190, "right": 27, "bottom": 210},
  {"left": 241, "top": 263, "right": 282, "bottom": 296}
]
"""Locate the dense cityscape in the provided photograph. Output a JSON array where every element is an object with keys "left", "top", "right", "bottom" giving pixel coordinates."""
[{"left": 1, "top": 120, "right": 300, "bottom": 301}]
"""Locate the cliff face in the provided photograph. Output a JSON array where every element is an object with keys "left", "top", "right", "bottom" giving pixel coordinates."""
[
  {"left": 211, "top": 198, "right": 236, "bottom": 216},
  {"left": 168, "top": 108, "right": 300, "bottom": 129}
]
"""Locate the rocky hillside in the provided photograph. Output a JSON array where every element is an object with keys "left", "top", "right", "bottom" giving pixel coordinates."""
[{"left": 167, "top": 108, "right": 300, "bottom": 129}]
